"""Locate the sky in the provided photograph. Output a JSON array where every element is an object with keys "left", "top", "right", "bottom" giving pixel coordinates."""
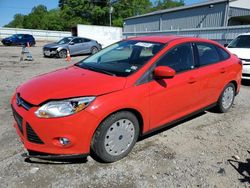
[{"left": 0, "top": 0, "right": 204, "bottom": 27}]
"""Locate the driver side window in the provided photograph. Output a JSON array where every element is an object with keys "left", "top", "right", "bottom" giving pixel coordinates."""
[
  {"left": 72, "top": 38, "right": 82, "bottom": 44},
  {"left": 157, "top": 43, "right": 194, "bottom": 73}
]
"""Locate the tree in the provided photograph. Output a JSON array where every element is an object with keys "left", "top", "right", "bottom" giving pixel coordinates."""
[
  {"left": 4, "top": 0, "right": 185, "bottom": 30},
  {"left": 5, "top": 14, "right": 24, "bottom": 28},
  {"left": 112, "top": 0, "right": 152, "bottom": 27},
  {"left": 23, "top": 5, "right": 48, "bottom": 29},
  {"left": 152, "top": 0, "right": 184, "bottom": 11}
]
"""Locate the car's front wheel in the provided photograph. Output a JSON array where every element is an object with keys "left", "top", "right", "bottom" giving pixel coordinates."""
[
  {"left": 91, "top": 111, "right": 140, "bottom": 163},
  {"left": 58, "top": 50, "right": 67, "bottom": 58},
  {"left": 216, "top": 83, "right": 235, "bottom": 113}
]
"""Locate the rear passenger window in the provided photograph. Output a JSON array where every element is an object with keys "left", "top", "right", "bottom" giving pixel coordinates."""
[
  {"left": 157, "top": 43, "right": 194, "bottom": 73},
  {"left": 216, "top": 47, "right": 230, "bottom": 61},
  {"left": 196, "top": 43, "right": 220, "bottom": 66}
]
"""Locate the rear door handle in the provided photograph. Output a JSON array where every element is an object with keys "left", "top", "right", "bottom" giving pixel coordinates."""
[
  {"left": 220, "top": 67, "right": 226, "bottom": 74},
  {"left": 188, "top": 77, "right": 197, "bottom": 84}
]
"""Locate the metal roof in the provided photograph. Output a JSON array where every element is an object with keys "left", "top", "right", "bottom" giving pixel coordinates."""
[{"left": 125, "top": 0, "right": 232, "bottom": 20}]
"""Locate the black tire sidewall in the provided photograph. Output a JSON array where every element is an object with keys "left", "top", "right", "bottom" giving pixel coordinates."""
[
  {"left": 91, "top": 111, "right": 140, "bottom": 163},
  {"left": 218, "top": 83, "right": 235, "bottom": 113},
  {"left": 91, "top": 47, "right": 98, "bottom": 54},
  {"left": 58, "top": 50, "right": 67, "bottom": 58}
]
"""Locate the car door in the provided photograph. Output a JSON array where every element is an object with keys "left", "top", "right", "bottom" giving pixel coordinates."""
[
  {"left": 81, "top": 38, "right": 92, "bottom": 54},
  {"left": 68, "top": 38, "right": 82, "bottom": 55},
  {"left": 194, "top": 42, "right": 230, "bottom": 107},
  {"left": 148, "top": 43, "right": 203, "bottom": 129}
]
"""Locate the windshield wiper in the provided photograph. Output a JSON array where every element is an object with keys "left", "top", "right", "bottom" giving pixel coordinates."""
[{"left": 75, "top": 64, "right": 116, "bottom": 76}]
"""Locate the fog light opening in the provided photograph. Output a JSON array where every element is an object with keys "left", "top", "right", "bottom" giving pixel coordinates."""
[{"left": 59, "top": 137, "right": 71, "bottom": 146}]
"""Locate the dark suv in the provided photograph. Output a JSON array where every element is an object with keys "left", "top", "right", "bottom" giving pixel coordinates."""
[{"left": 1, "top": 34, "right": 36, "bottom": 46}]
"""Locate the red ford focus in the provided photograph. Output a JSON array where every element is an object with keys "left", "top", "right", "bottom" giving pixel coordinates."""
[{"left": 11, "top": 36, "right": 242, "bottom": 162}]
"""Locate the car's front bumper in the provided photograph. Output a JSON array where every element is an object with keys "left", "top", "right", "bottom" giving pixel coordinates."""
[
  {"left": 242, "top": 63, "right": 250, "bottom": 80},
  {"left": 11, "top": 95, "right": 100, "bottom": 157},
  {"left": 43, "top": 49, "right": 57, "bottom": 57}
]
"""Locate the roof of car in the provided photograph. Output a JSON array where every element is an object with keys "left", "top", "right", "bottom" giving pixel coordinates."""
[
  {"left": 238, "top": 33, "right": 250, "bottom": 36},
  {"left": 126, "top": 35, "right": 184, "bottom": 44},
  {"left": 126, "top": 35, "right": 216, "bottom": 44}
]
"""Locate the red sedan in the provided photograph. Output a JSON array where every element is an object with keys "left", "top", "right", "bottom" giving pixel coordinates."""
[{"left": 11, "top": 36, "right": 242, "bottom": 162}]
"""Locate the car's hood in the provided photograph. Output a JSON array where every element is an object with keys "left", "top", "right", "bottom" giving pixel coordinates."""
[
  {"left": 3, "top": 37, "right": 13, "bottom": 41},
  {"left": 43, "top": 43, "right": 62, "bottom": 48},
  {"left": 17, "top": 66, "right": 127, "bottom": 105},
  {"left": 227, "top": 47, "right": 250, "bottom": 59}
]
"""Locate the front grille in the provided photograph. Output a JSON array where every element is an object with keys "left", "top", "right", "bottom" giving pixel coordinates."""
[
  {"left": 16, "top": 94, "right": 33, "bottom": 110},
  {"left": 11, "top": 106, "right": 23, "bottom": 134},
  {"left": 26, "top": 123, "right": 44, "bottom": 144},
  {"left": 242, "top": 73, "right": 250, "bottom": 77}
]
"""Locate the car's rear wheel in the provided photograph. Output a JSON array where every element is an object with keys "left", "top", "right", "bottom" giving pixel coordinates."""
[
  {"left": 91, "top": 111, "right": 139, "bottom": 163},
  {"left": 216, "top": 83, "right": 235, "bottom": 113},
  {"left": 91, "top": 47, "right": 98, "bottom": 54},
  {"left": 58, "top": 50, "right": 67, "bottom": 58}
]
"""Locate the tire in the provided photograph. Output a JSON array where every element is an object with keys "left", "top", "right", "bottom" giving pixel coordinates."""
[
  {"left": 91, "top": 47, "right": 98, "bottom": 54},
  {"left": 58, "top": 50, "right": 67, "bottom": 58},
  {"left": 215, "top": 83, "right": 235, "bottom": 113},
  {"left": 91, "top": 111, "right": 140, "bottom": 163}
]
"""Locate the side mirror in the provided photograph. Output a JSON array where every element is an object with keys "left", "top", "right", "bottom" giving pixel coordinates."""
[
  {"left": 69, "top": 41, "right": 74, "bottom": 45},
  {"left": 153, "top": 66, "right": 176, "bottom": 79},
  {"left": 224, "top": 43, "right": 228, "bottom": 47}
]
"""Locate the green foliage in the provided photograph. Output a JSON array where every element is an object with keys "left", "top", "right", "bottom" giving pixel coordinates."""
[
  {"left": 5, "top": 14, "right": 24, "bottom": 28},
  {"left": 152, "top": 0, "right": 184, "bottom": 11},
  {"left": 4, "top": 0, "right": 185, "bottom": 30},
  {"left": 112, "top": 0, "right": 152, "bottom": 27}
]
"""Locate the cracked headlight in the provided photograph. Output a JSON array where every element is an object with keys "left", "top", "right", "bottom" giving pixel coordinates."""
[{"left": 35, "top": 97, "right": 95, "bottom": 118}]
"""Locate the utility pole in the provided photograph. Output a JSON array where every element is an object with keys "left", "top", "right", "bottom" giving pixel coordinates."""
[{"left": 109, "top": 2, "right": 114, "bottom": 27}]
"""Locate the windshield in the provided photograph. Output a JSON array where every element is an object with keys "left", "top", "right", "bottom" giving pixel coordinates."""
[
  {"left": 76, "top": 40, "right": 164, "bottom": 77},
  {"left": 57, "top": 37, "right": 73, "bottom": 45},
  {"left": 10, "top": 34, "right": 22, "bottom": 39},
  {"left": 228, "top": 35, "right": 250, "bottom": 48}
]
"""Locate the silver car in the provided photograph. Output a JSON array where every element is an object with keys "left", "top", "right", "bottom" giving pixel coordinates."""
[{"left": 43, "top": 37, "right": 102, "bottom": 58}]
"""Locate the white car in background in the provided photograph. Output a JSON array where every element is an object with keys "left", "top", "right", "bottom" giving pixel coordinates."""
[{"left": 226, "top": 33, "right": 250, "bottom": 80}]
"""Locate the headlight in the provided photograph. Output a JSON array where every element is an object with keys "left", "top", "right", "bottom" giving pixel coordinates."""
[{"left": 35, "top": 97, "right": 95, "bottom": 118}]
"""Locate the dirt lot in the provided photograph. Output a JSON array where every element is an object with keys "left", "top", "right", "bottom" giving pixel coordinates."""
[{"left": 0, "top": 43, "right": 249, "bottom": 188}]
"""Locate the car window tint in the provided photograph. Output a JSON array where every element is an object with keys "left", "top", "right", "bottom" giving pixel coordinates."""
[
  {"left": 157, "top": 43, "right": 194, "bottom": 73},
  {"left": 197, "top": 43, "right": 220, "bottom": 66},
  {"left": 101, "top": 44, "right": 133, "bottom": 62},
  {"left": 216, "top": 46, "right": 230, "bottom": 61},
  {"left": 72, "top": 38, "right": 82, "bottom": 44},
  {"left": 84, "top": 38, "right": 91, "bottom": 42}
]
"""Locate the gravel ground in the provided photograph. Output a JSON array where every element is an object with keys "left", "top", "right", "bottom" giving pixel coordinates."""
[{"left": 0, "top": 43, "right": 250, "bottom": 188}]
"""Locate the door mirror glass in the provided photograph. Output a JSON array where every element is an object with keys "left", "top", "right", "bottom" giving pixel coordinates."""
[
  {"left": 153, "top": 66, "right": 176, "bottom": 79},
  {"left": 69, "top": 41, "right": 74, "bottom": 45}
]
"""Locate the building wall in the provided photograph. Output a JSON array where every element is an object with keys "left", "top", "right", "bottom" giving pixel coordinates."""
[
  {"left": 77, "top": 24, "right": 122, "bottom": 47},
  {"left": 124, "top": 15, "right": 160, "bottom": 33},
  {"left": 0, "top": 27, "right": 71, "bottom": 41},
  {"left": 124, "top": 2, "right": 227, "bottom": 33},
  {"left": 161, "top": 2, "right": 227, "bottom": 30},
  {"left": 229, "top": 7, "right": 250, "bottom": 17}
]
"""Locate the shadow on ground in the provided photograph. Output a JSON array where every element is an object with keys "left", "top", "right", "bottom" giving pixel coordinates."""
[
  {"left": 241, "top": 80, "right": 250, "bottom": 86},
  {"left": 228, "top": 151, "right": 250, "bottom": 184},
  {"left": 24, "top": 155, "right": 88, "bottom": 165}
]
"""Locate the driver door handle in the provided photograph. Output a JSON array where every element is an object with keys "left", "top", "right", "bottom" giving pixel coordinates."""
[{"left": 188, "top": 77, "right": 197, "bottom": 84}]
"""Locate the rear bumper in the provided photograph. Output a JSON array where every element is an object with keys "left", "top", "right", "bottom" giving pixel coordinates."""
[{"left": 11, "top": 95, "right": 99, "bottom": 156}]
